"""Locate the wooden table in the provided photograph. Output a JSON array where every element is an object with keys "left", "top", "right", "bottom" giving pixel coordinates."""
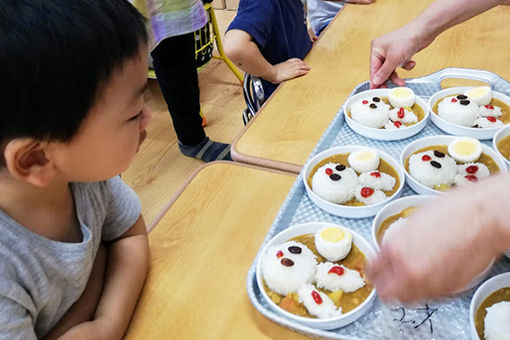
[
  {"left": 125, "top": 162, "right": 312, "bottom": 339},
  {"left": 231, "top": 0, "right": 510, "bottom": 173}
]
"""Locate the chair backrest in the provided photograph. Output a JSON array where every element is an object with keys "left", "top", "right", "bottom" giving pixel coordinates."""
[{"left": 242, "top": 74, "right": 265, "bottom": 124}]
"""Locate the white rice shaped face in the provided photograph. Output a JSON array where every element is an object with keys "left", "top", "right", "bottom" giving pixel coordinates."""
[
  {"left": 314, "top": 226, "right": 352, "bottom": 262},
  {"left": 484, "top": 301, "right": 510, "bottom": 340},
  {"left": 382, "top": 217, "right": 407, "bottom": 245},
  {"left": 354, "top": 185, "right": 387, "bottom": 205},
  {"left": 409, "top": 150, "right": 458, "bottom": 188},
  {"left": 454, "top": 162, "right": 490, "bottom": 186},
  {"left": 358, "top": 171, "right": 396, "bottom": 191},
  {"left": 297, "top": 284, "right": 343, "bottom": 319},
  {"left": 261, "top": 241, "right": 317, "bottom": 295},
  {"left": 315, "top": 262, "right": 366, "bottom": 293},
  {"left": 438, "top": 95, "right": 479, "bottom": 127},
  {"left": 389, "top": 107, "right": 418, "bottom": 124},
  {"left": 388, "top": 87, "right": 416, "bottom": 108},
  {"left": 311, "top": 163, "right": 358, "bottom": 204},
  {"left": 350, "top": 96, "right": 390, "bottom": 128}
]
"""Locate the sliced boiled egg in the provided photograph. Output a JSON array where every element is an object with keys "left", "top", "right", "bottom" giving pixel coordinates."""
[
  {"left": 348, "top": 148, "right": 380, "bottom": 173},
  {"left": 447, "top": 137, "right": 482, "bottom": 163},
  {"left": 464, "top": 86, "right": 492, "bottom": 106},
  {"left": 388, "top": 87, "right": 416, "bottom": 108},
  {"left": 314, "top": 226, "right": 352, "bottom": 262}
]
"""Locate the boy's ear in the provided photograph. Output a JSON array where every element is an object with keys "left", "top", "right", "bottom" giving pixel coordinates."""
[{"left": 3, "top": 139, "right": 57, "bottom": 187}]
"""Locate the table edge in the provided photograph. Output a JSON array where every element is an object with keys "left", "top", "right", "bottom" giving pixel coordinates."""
[{"left": 146, "top": 160, "right": 297, "bottom": 232}]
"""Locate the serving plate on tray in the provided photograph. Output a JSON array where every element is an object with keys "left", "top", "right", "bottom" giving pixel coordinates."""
[{"left": 246, "top": 68, "right": 510, "bottom": 339}]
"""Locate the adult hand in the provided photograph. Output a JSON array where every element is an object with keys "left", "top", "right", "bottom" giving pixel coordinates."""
[
  {"left": 370, "top": 24, "right": 433, "bottom": 89},
  {"left": 270, "top": 58, "right": 311, "bottom": 84},
  {"left": 367, "top": 175, "right": 509, "bottom": 303}
]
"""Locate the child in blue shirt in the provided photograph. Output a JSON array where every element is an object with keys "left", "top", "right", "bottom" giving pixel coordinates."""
[
  {"left": 0, "top": 0, "right": 150, "bottom": 338},
  {"left": 223, "top": 0, "right": 314, "bottom": 99}
]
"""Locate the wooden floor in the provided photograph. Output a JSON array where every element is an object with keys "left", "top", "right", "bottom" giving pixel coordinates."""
[{"left": 123, "top": 10, "right": 246, "bottom": 226}]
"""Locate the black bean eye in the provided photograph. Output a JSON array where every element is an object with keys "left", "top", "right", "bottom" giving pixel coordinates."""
[
  {"left": 430, "top": 161, "right": 442, "bottom": 168},
  {"left": 335, "top": 164, "right": 346, "bottom": 171},
  {"left": 433, "top": 150, "right": 445, "bottom": 158},
  {"left": 460, "top": 99, "right": 470, "bottom": 106},
  {"left": 281, "top": 258, "right": 294, "bottom": 267},
  {"left": 330, "top": 174, "right": 341, "bottom": 181},
  {"left": 369, "top": 103, "right": 377, "bottom": 109},
  {"left": 372, "top": 97, "right": 381, "bottom": 102},
  {"left": 456, "top": 95, "right": 467, "bottom": 100},
  {"left": 288, "top": 246, "right": 302, "bottom": 254}
]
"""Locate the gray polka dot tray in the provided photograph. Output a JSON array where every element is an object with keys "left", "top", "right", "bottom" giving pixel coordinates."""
[{"left": 246, "top": 68, "right": 510, "bottom": 339}]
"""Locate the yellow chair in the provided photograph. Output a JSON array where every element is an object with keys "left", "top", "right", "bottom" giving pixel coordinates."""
[{"left": 199, "top": 1, "right": 243, "bottom": 83}]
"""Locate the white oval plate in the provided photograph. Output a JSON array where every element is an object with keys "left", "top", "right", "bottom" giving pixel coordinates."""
[
  {"left": 493, "top": 124, "right": 510, "bottom": 169},
  {"left": 400, "top": 135, "right": 507, "bottom": 195},
  {"left": 429, "top": 87, "right": 510, "bottom": 140},
  {"left": 343, "top": 89, "right": 429, "bottom": 141},
  {"left": 492, "top": 126, "right": 510, "bottom": 259},
  {"left": 303, "top": 146, "right": 405, "bottom": 218},
  {"left": 256, "top": 222, "right": 377, "bottom": 330},
  {"left": 470, "top": 272, "right": 510, "bottom": 340}
]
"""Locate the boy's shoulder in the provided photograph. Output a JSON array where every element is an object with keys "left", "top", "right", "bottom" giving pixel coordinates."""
[{"left": 230, "top": 0, "right": 305, "bottom": 33}]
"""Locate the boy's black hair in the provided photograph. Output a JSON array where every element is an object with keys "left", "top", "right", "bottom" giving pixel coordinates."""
[{"left": 0, "top": 0, "right": 147, "bottom": 165}]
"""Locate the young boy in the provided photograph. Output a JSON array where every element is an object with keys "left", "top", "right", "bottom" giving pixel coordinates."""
[
  {"left": 223, "top": 0, "right": 314, "bottom": 100},
  {"left": 0, "top": 1, "right": 150, "bottom": 338}
]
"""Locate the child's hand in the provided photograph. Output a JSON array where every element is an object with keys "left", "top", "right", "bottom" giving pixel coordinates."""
[{"left": 270, "top": 58, "right": 311, "bottom": 84}]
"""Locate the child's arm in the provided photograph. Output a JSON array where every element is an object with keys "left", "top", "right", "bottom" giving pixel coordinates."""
[
  {"left": 57, "top": 215, "right": 149, "bottom": 340},
  {"left": 224, "top": 29, "right": 311, "bottom": 84},
  {"left": 43, "top": 244, "right": 107, "bottom": 340}
]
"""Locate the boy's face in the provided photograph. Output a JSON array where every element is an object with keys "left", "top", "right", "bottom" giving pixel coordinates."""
[{"left": 51, "top": 49, "right": 151, "bottom": 182}]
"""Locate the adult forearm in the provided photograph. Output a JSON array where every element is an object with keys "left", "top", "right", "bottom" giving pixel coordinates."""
[
  {"left": 409, "top": 0, "right": 502, "bottom": 47},
  {"left": 480, "top": 173, "right": 510, "bottom": 253}
]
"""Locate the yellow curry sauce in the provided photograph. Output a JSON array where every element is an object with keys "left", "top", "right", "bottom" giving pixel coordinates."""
[
  {"left": 404, "top": 145, "right": 499, "bottom": 191},
  {"left": 432, "top": 96, "right": 510, "bottom": 124},
  {"left": 263, "top": 233, "right": 373, "bottom": 318},
  {"left": 475, "top": 287, "right": 510, "bottom": 339},
  {"left": 308, "top": 153, "right": 399, "bottom": 206},
  {"left": 376, "top": 207, "right": 416, "bottom": 245},
  {"left": 347, "top": 96, "right": 426, "bottom": 128}
]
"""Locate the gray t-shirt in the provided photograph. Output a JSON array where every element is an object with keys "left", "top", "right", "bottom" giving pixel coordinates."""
[
  {"left": 0, "top": 176, "right": 141, "bottom": 339},
  {"left": 307, "top": 0, "right": 344, "bottom": 35}
]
